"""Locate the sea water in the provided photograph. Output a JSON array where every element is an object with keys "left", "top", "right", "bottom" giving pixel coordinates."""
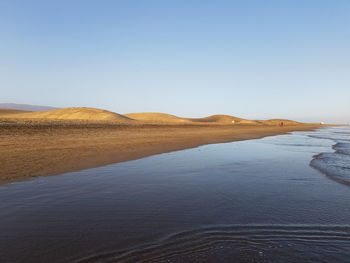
[
  {"left": 310, "top": 126, "right": 350, "bottom": 186},
  {"left": 0, "top": 127, "right": 350, "bottom": 263}
]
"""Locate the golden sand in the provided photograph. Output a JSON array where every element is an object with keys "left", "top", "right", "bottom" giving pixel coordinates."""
[
  {"left": 0, "top": 107, "right": 320, "bottom": 184},
  {"left": 0, "top": 107, "right": 133, "bottom": 122}
]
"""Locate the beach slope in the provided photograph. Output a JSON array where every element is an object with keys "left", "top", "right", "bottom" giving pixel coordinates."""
[{"left": 0, "top": 107, "right": 321, "bottom": 184}]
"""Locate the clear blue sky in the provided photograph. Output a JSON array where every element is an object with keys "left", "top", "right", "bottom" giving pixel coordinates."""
[{"left": 1, "top": 0, "right": 349, "bottom": 123}]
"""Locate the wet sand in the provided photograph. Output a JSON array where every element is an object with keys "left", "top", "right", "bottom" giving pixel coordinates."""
[
  {"left": 0, "top": 123, "right": 321, "bottom": 184},
  {"left": 2, "top": 126, "right": 349, "bottom": 263}
]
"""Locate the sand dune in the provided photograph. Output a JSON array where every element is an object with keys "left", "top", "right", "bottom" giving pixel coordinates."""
[
  {"left": 238, "top": 119, "right": 260, "bottom": 124},
  {"left": 0, "top": 106, "right": 317, "bottom": 184},
  {"left": 189, "top": 114, "right": 256, "bottom": 124},
  {"left": 125, "top": 113, "right": 191, "bottom": 124},
  {"left": 261, "top": 119, "right": 300, "bottom": 125},
  {"left": 126, "top": 113, "right": 258, "bottom": 125},
  {"left": 0, "top": 107, "right": 301, "bottom": 126},
  {"left": 0, "top": 107, "right": 133, "bottom": 122}
]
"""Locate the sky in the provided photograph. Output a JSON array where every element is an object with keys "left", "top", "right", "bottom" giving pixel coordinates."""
[{"left": 1, "top": 0, "right": 349, "bottom": 123}]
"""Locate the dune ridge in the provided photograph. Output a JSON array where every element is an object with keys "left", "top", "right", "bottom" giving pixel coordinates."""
[
  {"left": 189, "top": 114, "right": 249, "bottom": 124},
  {"left": 125, "top": 113, "right": 254, "bottom": 124},
  {"left": 261, "top": 119, "right": 300, "bottom": 125},
  {"left": 125, "top": 113, "right": 191, "bottom": 124},
  {"left": 0, "top": 107, "right": 301, "bottom": 126},
  {"left": 0, "top": 107, "right": 133, "bottom": 123},
  {"left": 125, "top": 112, "right": 296, "bottom": 125},
  {"left": 0, "top": 106, "right": 321, "bottom": 184}
]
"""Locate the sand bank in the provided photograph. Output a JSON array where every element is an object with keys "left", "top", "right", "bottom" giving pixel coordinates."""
[{"left": 0, "top": 122, "right": 321, "bottom": 184}]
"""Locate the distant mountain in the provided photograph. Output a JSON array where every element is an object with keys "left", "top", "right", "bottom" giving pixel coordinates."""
[{"left": 0, "top": 103, "right": 57, "bottom": 111}]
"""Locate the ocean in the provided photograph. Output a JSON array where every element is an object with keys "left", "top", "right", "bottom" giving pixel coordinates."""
[
  {"left": 1, "top": 126, "right": 350, "bottom": 263},
  {"left": 310, "top": 126, "right": 350, "bottom": 187}
]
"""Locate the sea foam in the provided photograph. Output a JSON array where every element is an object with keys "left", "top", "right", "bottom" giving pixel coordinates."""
[{"left": 310, "top": 127, "right": 350, "bottom": 186}]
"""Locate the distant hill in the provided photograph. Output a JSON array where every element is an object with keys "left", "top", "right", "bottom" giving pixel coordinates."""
[
  {"left": 0, "top": 103, "right": 57, "bottom": 111},
  {"left": 0, "top": 109, "right": 31, "bottom": 115}
]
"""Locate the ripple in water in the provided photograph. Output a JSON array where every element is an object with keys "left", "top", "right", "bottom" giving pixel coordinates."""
[
  {"left": 78, "top": 225, "right": 350, "bottom": 263},
  {"left": 2, "top": 127, "right": 350, "bottom": 263},
  {"left": 310, "top": 127, "right": 350, "bottom": 186}
]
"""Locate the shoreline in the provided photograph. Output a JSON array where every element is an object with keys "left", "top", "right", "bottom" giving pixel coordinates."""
[{"left": 0, "top": 123, "right": 322, "bottom": 185}]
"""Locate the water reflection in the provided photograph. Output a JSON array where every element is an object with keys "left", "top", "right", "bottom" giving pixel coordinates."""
[{"left": 0, "top": 128, "right": 350, "bottom": 263}]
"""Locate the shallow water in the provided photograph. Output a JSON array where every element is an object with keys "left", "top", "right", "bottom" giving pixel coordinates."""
[
  {"left": 310, "top": 126, "right": 350, "bottom": 186},
  {"left": 1, "top": 127, "right": 350, "bottom": 263}
]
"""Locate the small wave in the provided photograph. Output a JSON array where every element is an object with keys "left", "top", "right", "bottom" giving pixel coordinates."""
[
  {"left": 309, "top": 127, "right": 350, "bottom": 186},
  {"left": 334, "top": 131, "right": 350, "bottom": 135},
  {"left": 307, "top": 127, "right": 350, "bottom": 143},
  {"left": 308, "top": 134, "right": 349, "bottom": 143},
  {"left": 77, "top": 225, "right": 350, "bottom": 263},
  {"left": 334, "top": 142, "right": 350, "bottom": 156},
  {"left": 311, "top": 152, "right": 350, "bottom": 186}
]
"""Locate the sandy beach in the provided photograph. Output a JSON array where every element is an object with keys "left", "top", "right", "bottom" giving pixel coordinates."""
[
  {"left": 3, "top": 3, "right": 349, "bottom": 262},
  {"left": 0, "top": 118, "right": 320, "bottom": 184}
]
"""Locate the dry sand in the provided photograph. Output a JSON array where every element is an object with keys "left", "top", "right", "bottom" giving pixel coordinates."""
[
  {"left": 125, "top": 112, "right": 191, "bottom": 124},
  {"left": 0, "top": 107, "right": 133, "bottom": 122},
  {"left": 125, "top": 112, "right": 297, "bottom": 125},
  {"left": 0, "top": 107, "right": 321, "bottom": 184}
]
